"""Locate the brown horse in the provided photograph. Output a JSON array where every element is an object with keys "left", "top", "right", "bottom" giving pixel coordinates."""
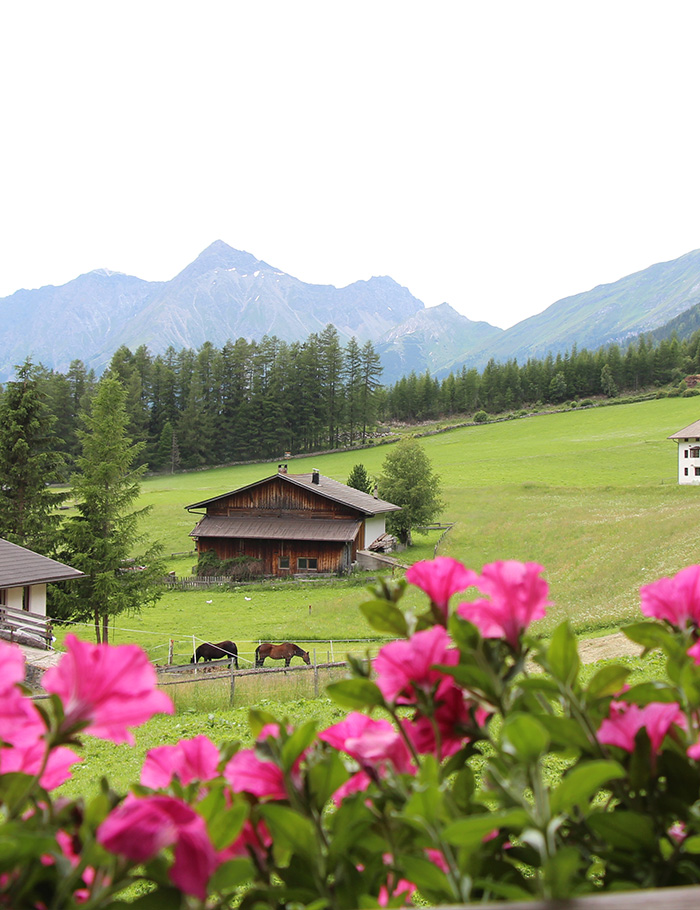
[
  {"left": 191, "top": 640, "right": 238, "bottom": 668},
  {"left": 255, "top": 641, "right": 310, "bottom": 668}
]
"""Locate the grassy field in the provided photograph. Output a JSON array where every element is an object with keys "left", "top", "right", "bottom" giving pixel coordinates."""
[{"left": 54, "top": 395, "right": 700, "bottom": 651}]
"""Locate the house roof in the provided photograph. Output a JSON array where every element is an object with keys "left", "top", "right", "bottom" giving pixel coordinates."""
[
  {"left": 668, "top": 420, "right": 700, "bottom": 439},
  {"left": 0, "top": 538, "right": 84, "bottom": 588},
  {"left": 190, "top": 515, "right": 362, "bottom": 543},
  {"left": 186, "top": 472, "right": 401, "bottom": 516}
]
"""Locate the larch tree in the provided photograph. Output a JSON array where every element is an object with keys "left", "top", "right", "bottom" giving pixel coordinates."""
[
  {"left": 53, "top": 376, "right": 163, "bottom": 643},
  {"left": 378, "top": 437, "right": 444, "bottom": 546},
  {"left": 0, "top": 360, "right": 67, "bottom": 554}
]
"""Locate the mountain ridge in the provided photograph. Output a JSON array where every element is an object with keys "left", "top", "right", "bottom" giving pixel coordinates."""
[{"left": 1, "top": 240, "right": 700, "bottom": 383}]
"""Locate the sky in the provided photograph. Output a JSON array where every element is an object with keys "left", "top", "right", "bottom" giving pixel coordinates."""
[{"left": 1, "top": 1, "right": 700, "bottom": 330}]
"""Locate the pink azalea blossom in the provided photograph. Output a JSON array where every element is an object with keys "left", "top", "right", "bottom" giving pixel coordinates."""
[
  {"left": 319, "top": 713, "right": 413, "bottom": 774},
  {"left": 688, "top": 641, "right": 700, "bottom": 665},
  {"left": 97, "top": 793, "right": 218, "bottom": 900},
  {"left": 42, "top": 634, "right": 174, "bottom": 744},
  {"left": 457, "top": 560, "right": 549, "bottom": 647},
  {"left": 668, "top": 822, "right": 687, "bottom": 845},
  {"left": 0, "top": 640, "right": 28, "bottom": 693},
  {"left": 141, "top": 734, "right": 220, "bottom": 789},
  {"left": 405, "top": 557, "right": 478, "bottom": 617},
  {"left": 598, "top": 700, "right": 685, "bottom": 755},
  {"left": 640, "top": 565, "right": 700, "bottom": 629},
  {"left": 0, "top": 739, "right": 81, "bottom": 790},
  {"left": 331, "top": 769, "right": 373, "bottom": 805},
  {"left": 220, "top": 819, "right": 272, "bottom": 862},
  {"left": 373, "top": 625, "right": 459, "bottom": 704},
  {"left": 223, "top": 749, "right": 288, "bottom": 800},
  {"left": 401, "top": 682, "right": 485, "bottom": 760}
]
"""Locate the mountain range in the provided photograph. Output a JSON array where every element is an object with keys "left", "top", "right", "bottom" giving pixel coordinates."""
[{"left": 2, "top": 240, "right": 700, "bottom": 384}]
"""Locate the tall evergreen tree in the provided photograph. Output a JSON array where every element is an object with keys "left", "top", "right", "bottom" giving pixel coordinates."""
[
  {"left": 0, "top": 360, "right": 67, "bottom": 553},
  {"left": 54, "top": 377, "right": 163, "bottom": 643},
  {"left": 346, "top": 463, "right": 373, "bottom": 494}
]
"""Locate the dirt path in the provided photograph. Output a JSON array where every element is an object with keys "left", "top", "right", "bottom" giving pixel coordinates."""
[{"left": 577, "top": 632, "right": 642, "bottom": 664}]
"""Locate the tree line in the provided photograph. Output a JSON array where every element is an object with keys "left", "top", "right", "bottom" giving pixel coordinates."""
[
  {"left": 381, "top": 333, "right": 700, "bottom": 421},
  {"left": 27, "top": 325, "right": 383, "bottom": 475}
]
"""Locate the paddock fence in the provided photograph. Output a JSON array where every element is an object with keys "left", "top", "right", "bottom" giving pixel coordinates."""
[{"left": 155, "top": 653, "right": 353, "bottom": 711}]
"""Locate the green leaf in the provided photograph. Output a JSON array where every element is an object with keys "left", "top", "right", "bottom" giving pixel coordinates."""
[
  {"left": 682, "top": 835, "right": 700, "bottom": 854},
  {"left": 359, "top": 599, "right": 409, "bottom": 636},
  {"left": 501, "top": 713, "right": 550, "bottom": 764},
  {"left": 281, "top": 721, "right": 318, "bottom": 771},
  {"left": 623, "top": 621, "right": 675, "bottom": 652},
  {"left": 622, "top": 682, "right": 678, "bottom": 706},
  {"left": 396, "top": 853, "right": 450, "bottom": 896},
  {"left": 586, "top": 664, "right": 631, "bottom": 700},
  {"left": 248, "top": 708, "right": 278, "bottom": 739},
  {"left": 551, "top": 760, "right": 625, "bottom": 814},
  {"left": 405, "top": 784, "right": 445, "bottom": 825},
  {"left": 546, "top": 621, "right": 580, "bottom": 686},
  {"left": 259, "top": 804, "right": 317, "bottom": 861},
  {"left": 209, "top": 857, "right": 256, "bottom": 892},
  {"left": 537, "top": 715, "right": 592, "bottom": 752},
  {"left": 542, "top": 845, "right": 583, "bottom": 899},
  {"left": 443, "top": 808, "right": 527, "bottom": 846},
  {"left": 326, "top": 678, "right": 385, "bottom": 709},
  {"left": 442, "top": 664, "right": 497, "bottom": 700},
  {"left": 307, "top": 751, "right": 349, "bottom": 809},
  {"left": 0, "top": 827, "right": 56, "bottom": 864},
  {"left": 119, "top": 887, "right": 183, "bottom": 909},
  {"left": 448, "top": 612, "right": 481, "bottom": 650},
  {"left": 588, "top": 811, "right": 656, "bottom": 850}
]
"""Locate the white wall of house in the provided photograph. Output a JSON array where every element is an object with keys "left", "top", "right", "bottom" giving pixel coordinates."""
[
  {"left": 364, "top": 516, "right": 387, "bottom": 546},
  {"left": 677, "top": 438, "right": 700, "bottom": 484},
  {"left": 0, "top": 583, "right": 47, "bottom": 615}
]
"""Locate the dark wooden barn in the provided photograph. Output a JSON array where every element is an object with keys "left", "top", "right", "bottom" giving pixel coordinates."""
[{"left": 186, "top": 466, "right": 401, "bottom": 576}]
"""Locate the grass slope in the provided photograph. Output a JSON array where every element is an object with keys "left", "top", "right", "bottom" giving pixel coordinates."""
[{"left": 58, "top": 396, "right": 700, "bottom": 651}]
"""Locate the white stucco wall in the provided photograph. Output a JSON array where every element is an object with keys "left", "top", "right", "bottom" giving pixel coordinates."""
[
  {"left": 364, "top": 516, "right": 387, "bottom": 547},
  {"left": 677, "top": 439, "right": 700, "bottom": 484},
  {"left": 1, "top": 584, "right": 47, "bottom": 615}
]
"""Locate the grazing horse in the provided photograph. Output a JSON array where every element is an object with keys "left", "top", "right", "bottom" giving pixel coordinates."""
[
  {"left": 191, "top": 640, "right": 238, "bottom": 668},
  {"left": 255, "top": 641, "right": 310, "bottom": 668}
]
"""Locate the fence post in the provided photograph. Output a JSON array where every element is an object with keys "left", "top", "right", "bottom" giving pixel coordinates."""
[
  {"left": 313, "top": 649, "right": 318, "bottom": 698},
  {"left": 168, "top": 639, "right": 174, "bottom": 665},
  {"left": 330, "top": 640, "right": 334, "bottom": 661},
  {"left": 192, "top": 635, "right": 198, "bottom": 670},
  {"left": 229, "top": 663, "right": 236, "bottom": 707}
]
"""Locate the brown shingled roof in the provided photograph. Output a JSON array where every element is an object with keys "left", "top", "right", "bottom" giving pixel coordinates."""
[
  {"left": 0, "top": 538, "right": 84, "bottom": 588},
  {"left": 190, "top": 515, "right": 362, "bottom": 543},
  {"left": 668, "top": 419, "right": 700, "bottom": 439},
  {"left": 186, "top": 472, "right": 401, "bottom": 515}
]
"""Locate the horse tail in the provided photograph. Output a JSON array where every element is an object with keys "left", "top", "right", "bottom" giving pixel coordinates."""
[
  {"left": 233, "top": 642, "right": 239, "bottom": 669},
  {"left": 254, "top": 644, "right": 261, "bottom": 668}
]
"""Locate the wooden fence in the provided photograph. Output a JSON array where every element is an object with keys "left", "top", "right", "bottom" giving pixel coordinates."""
[{"left": 0, "top": 605, "right": 52, "bottom": 649}]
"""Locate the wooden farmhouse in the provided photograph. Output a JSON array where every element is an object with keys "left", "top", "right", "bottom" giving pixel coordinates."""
[
  {"left": 669, "top": 419, "right": 700, "bottom": 485},
  {"left": 186, "top": 466, "right": 401, "bottom": 576}
]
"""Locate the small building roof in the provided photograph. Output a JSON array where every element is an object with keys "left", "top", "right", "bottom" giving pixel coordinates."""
[
  {"left": 0, "top": 538, "right": 84, "bottom": 588},
  {"left": 186, "top": 472, "right": 401, "bottom": 516},
  {"left": 668, "top": 420, "right": 700, "bottom": 440},
  {"left": 190, "top": 515, "right": 362, "bottom": 543}
]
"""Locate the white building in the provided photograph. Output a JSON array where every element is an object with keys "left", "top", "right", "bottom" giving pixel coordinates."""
[{"left": 668, "top": 419, "right": 700, "bottom": 484}]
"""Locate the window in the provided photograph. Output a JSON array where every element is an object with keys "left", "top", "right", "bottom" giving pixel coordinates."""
[
  {"left": 695, "top": 467, "right": 700, "bottom": 476},
  {"left": 279, "top": 556, "right": 290, "bottom": 569},
  {"left": 297, "top": 558, "right": 318, "bottom": 571},
  {"left": 685, "top": 467, "right": 689, "bottom": 475},
  {"left": 22, "top": 587, "right": 30, "bottom": 612},
  {"left": 0, "top": 588, "right": 5, "bottom": 606},
  {"left": 690, "top": 447, "right": 700, "bottom": 458},
  {"left": 685, "top": 450, "right": 689, "bottom": 458}
]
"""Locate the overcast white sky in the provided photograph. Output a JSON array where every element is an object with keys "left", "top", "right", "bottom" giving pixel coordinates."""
[{"left": 1, "top": 1, "right": 699, "bottom": 329}]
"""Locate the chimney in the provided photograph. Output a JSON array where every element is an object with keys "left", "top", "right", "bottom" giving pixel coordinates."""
[
  {"left": 278, "top": 463, "right": 288, "bottom": 474},
  {"left": 312, "top": 469, "right": 320, "bottom": 484},
  {"left": 373, "top": 482, "right": 378, "bottom": 498}
]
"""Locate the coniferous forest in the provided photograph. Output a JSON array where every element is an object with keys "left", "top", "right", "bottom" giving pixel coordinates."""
[{"left": 5, "top": 325, "right": 700, "bottom": 478}]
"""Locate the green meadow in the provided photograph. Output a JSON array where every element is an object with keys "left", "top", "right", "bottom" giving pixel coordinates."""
[{"left": 59, "top": 396, "right": 700, "bottom": 656}]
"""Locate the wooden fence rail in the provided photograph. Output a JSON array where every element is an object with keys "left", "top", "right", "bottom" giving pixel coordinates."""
[{"left": 0, "top": 605, "right": 52, "bottom": 650}]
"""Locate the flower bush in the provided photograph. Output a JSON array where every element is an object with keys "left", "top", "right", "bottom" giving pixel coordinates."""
[{"left": 6, "top": 558, "right": 700, "bottom": 906}]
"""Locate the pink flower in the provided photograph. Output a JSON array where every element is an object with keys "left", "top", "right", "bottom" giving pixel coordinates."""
[
  {"left": 689, "top": 641, "right": 700, "bottom": 665},
  {"left": 457, "top": 560, "right": 549, "bottom": 647},
  {"left": 331, "top": 770, "right": 372, "bottom": 804},
  {"left": 401, "top": 683, "right": 483, "bottom": 760},
  {"left": 220, "top": 819, "right": 272, "bottom": 862},
  {"left": 598, "top": 700, "right": 685, "bottom": 755},
  {"left": 640, "top": 565, "right": 700, "bottom": 629},
  {"left": 0, "top": 640, "right": 28, "bottom": 693},
  {"left": 373, "top": 625, "right": 459, "bottom": 704},
  {"left": 405, "top": 557, "right": 477, "bottom": 617},
  {"left": 42, "top": 634, "right": 174, "bottom": 744},
  {"left": 668, "top": 822, "right": 687, "bottom": 845},
  {"left": 97, "top": 794, "right": 218, "bottom": 900},
  {"left": 224, "top": 749, "right": 287, "bottom": 800},
  {"left": 141, "top": 735, "right": 220, "bottom": 789},
  {"left": 320, "top": 713, "right": 413, "bottom": 775},
  {"left": 0, "top": 739, "right": 80, "bottom": 790}
]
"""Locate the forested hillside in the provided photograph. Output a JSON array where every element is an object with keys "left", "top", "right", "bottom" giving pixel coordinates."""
[{"left": 7, "top": 325, "right": 700, "bottom": 477}]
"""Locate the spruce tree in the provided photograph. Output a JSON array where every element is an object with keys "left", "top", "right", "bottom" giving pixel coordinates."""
[
  {"left": 54, "top": 377, "right": 163, "bottom": 643},
  {"left": 0, "top": 360, "right": 67, "bottom": 553},
  {"left": 346, "top": 464, "right": 373, "bottom": 495}
]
